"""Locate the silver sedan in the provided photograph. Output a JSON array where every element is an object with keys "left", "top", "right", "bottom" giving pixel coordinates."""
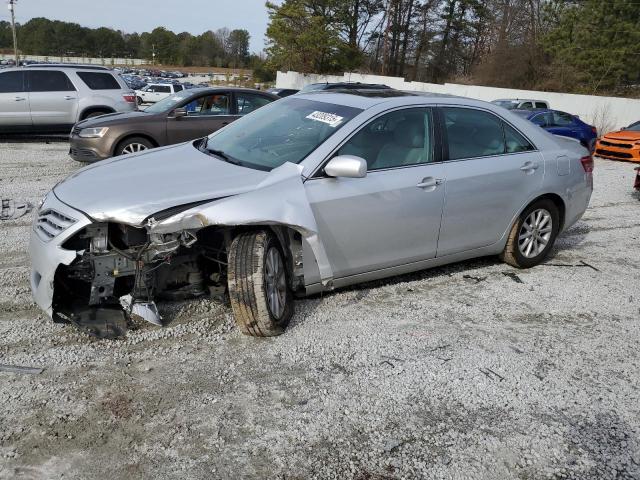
[{"left": 29, "top": 90, "right": 593, "bottom": 337}]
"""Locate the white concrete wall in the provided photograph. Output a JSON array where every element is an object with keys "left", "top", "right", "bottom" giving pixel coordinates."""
[{"left": 277, "top": 71, "right": 638, "bottom": 132}]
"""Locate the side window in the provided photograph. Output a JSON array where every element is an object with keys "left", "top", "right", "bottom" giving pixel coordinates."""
[
  {"left": 28, "top": 71, "right": 75, "bottom": 92},
  {"left": 519, "top": 102, "right": 533, "bottom": 110},
  {"left": 0, "top": 71, "right": 25, "bottom": 93},
  {"left": 535, "top": 102, "right": 547, "bottom": 109},
  {"left": 174, "top": 84, "right": 183, "bottom": 92},
  {"left": 76, "top": 72, "right": 120, "bottom": 90},
  {"left": 157, "top": 85, "right": 171, "bottom": 94},
  {"left": 185, "top": 94, "right": 229, "bottom": 116},
  {"left": 443, "top": 107, "right": 505, "bottom": 160},
  {"left": 337, "top": 108, "right": 433, "bottom": 170},
  {"left": 531, "top": 112, "right": 553, "bottom": 127},
  {"left": 504, "top": 123, "right": 534, "bottom": 153},
  {"left": 553, "top": 111, "right": 574, "bottom": 126},
  {"left": 236, "top": 93, "right": 272, "bottom": 115}
]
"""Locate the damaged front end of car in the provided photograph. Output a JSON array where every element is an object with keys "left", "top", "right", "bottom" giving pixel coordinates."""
[{"left": 35, "top": 162, "right": 333, "bottom": 339}]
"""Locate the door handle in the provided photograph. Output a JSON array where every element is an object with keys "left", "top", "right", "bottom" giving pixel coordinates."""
[
  {"left": 520, "top": 161, "right": 539, "bottom": 172},
  {"left": 416, "top": 177, "right": 444, "bottom": 190},
  {"left": 64, "top": 96, "right": 76, "bottom": 100},
  {"left": 14, "top": 96, "right": 26, "bottom": 101}
]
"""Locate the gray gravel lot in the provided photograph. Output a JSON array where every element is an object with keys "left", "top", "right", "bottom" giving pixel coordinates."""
[{"left": 0, "top": 142, "right": 639, "bottom": 480}]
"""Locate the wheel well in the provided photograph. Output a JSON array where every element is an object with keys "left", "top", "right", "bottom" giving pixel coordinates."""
[
  {"left": 113, "top": 134, "right": 158, "bottom": 155},
  {"left": 533, "top": 193, "right": 566, "bottom": 230},
  {"left": 80, "top": 106, "right": 115, "bottom": 120}
]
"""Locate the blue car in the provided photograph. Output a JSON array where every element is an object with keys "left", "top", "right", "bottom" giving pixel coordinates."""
[{"left": 512, "top": 109, "right": 598, "bottom": 152}]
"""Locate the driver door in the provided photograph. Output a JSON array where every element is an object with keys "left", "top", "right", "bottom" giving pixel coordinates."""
[
  {"left": 166, "top": 92, "right": 237, "bottom": 144},
  {"left": 305, "top": 107, "right": 446, "bottom": 279}
]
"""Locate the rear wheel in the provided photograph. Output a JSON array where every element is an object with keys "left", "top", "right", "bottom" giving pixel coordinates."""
[
  {"left": 500, "top": 199, "right": 560, "bottom": 268},
  {"left": 228, "top": 231, "right": 293, "bottom": 337},
  {"left": 115, "top": 137, "right": 154, "bottom": 156}
]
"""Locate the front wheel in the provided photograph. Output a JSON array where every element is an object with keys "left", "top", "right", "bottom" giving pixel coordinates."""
[
  {"left": 500, "top": 199, "right": 560, "bottom": 268},
  {"left": 115, "top": 137, "right": 154, "bottom": 156},
  {"left": 228, "top": 231, "right": 293, "bottom": 336}
]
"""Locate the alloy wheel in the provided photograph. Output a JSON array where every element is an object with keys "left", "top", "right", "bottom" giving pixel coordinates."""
[
  {"left": 265, "top": 247, "right": 287, "bottom": 319},
  {"left": 518, "top": 208, "right": 553, "bottom": 258},
  {"left": 122, "top": 143, "right": 148, "bottom": 155}
]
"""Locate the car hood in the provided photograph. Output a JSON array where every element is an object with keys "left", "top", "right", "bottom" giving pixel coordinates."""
[
  {"left": 75, "top": 111, "right": 154, "bottom": 129},
  {"left": 53, "top": 142, "right": 269, "bottom": 225},
  {"left": 603, "top": 130, "right": 640, "bottom": 141}
]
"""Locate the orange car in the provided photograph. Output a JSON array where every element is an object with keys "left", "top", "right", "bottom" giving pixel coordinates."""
[{"left": 594, "top": 121, "right": 640, "bottom": 162}]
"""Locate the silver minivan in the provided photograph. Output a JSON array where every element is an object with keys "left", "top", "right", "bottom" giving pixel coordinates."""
[{"left": 0, "top": 66, "right": 136, "bottom": 134}]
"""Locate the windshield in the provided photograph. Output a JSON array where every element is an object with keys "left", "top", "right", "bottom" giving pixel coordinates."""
[
  {"left": 201, "top": 98, "right": 362, "bottom": 171},
  {"left": 626, "top": 122, "right": 640, "bottom": 131},
  {"left": 493, "top": 100, "right": 518, "bottom": 109},
  {"left": 145, "top": 91, "right": 193, "bottom": 113}
]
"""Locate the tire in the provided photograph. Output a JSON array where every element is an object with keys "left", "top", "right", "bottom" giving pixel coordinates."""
[
  {"left": 136, "top": 96, "right": 143, "bottom": 106},
  {"left": 115, "top": 137, "right": 154, "bottom": 156},
  {"left": 228, "top": 231, "right": 293, "bottom": 337},
  {"left": 500, "top": 199, "right": 560, "bottom": 268},
  {"left": 83, "top": 110, "right": 109, "bottom": 120}
]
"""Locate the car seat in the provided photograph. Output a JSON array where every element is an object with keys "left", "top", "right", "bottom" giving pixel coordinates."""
[{"left": 373, "top": 118, "right": 426, "bottom": 169}]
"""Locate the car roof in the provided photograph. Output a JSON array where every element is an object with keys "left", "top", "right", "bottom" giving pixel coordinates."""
[
  {"left": 22, "top": 64, "right": 111, "bottom": 70},
  {"left": 175, "top": 87, "right": 279, "bottom": 99},
  {"left": 293, "top": 89, "right": 461, "bottom": 109},
  {"left": 493, "top": 98, "right": 548, "bottom": 103}
]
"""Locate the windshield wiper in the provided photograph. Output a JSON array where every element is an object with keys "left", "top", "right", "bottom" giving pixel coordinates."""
[{"left": 207, "top": 148, "right": 242, "bottom": 166}]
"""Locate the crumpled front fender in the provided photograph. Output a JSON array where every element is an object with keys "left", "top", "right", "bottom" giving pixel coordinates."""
[{"left": 148, "top": 162, "right": 333, "bottom": 286}]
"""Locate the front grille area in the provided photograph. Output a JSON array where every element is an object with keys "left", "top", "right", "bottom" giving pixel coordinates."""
[
  {"left": 69, "top": 147, "right": 98, "bottom": 161},
  {"left": 71, "top": 125, "right": 82, "bottom": 136},
  {"left": 35, "top": 209, "right": 77, "bottom": 242},
  {"left": 595, "top": 149, "right": 633, "bottom": 159},
  {"left": 600, "top": 140, "right": 633, "bottom": 149}
]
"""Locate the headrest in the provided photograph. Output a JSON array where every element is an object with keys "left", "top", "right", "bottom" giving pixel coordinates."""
[{"left": 393, "top": 119, "right": 424, "bottom": 148}]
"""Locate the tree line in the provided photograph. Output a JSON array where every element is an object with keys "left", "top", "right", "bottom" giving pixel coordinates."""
[
  {"left": 0, "top": 18, "right": 253, "bottom": 69},
  {"left": 264, "top": 0, "right": 640, "bottom": 95}
]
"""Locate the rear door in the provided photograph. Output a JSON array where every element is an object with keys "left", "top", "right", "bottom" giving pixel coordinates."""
[
  {"left": 166, "top": 92, "right": 236, "bottom": 144},
  {"left": 27, "top": 70, "right": 78, "bottom": 126},
  {"left": 436, "top": 106, "right": 544, "bottom": 257},
  {"left": 0, "top": 70, "right": 30, "bottom": 127}
]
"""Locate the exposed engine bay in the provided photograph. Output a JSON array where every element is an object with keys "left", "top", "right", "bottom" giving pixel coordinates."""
[{"left": 52, "top": 221, "right": 305, "bottom": 338}]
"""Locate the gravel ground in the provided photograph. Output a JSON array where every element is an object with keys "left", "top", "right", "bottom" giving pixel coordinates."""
[{"left": 1, "top": 142, "right": 639, "bottom": 480}]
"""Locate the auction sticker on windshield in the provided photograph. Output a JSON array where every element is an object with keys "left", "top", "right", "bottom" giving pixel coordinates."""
[{"left": 306, "top": 111, "right": 344, "bottom": 127}]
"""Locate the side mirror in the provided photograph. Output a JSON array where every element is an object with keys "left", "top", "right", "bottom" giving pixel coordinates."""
[
  {"left": 171, "top": 107, "right": 187, "bottom": 119},
  {"left": 324, "top": 155, "right": 367, "bottom": 178}
]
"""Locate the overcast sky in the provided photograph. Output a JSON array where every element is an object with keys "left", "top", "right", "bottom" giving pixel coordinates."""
[{"left": 3, "top": 0, "right": 271, "bottom": 52}]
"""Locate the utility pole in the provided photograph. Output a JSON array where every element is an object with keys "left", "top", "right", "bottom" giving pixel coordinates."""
[{"left": 8, "top": 0, "right": 18, "bottom": 65}]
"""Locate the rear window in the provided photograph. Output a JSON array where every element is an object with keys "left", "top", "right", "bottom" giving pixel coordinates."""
[{"left": 77, "top": 72, "right": 121, "bottom": 90}]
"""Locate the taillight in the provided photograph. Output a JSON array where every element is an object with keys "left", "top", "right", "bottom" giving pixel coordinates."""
[
  {"left": 122, "top": 94, "right": 135, "bottom": 103},
  {"left": 580, "top": 155, "right": 594, "bottom": 173}
]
